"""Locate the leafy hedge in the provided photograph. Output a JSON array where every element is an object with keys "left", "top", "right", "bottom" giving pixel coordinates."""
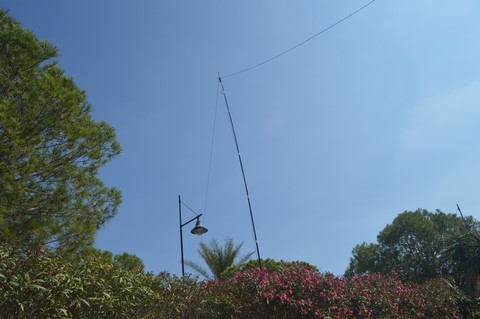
[
  {"left": 0, "top": 246, "right": 158, "bottom": 318},
  {"left": 1, "top": 245, "right": 478, "bottom": 318}
]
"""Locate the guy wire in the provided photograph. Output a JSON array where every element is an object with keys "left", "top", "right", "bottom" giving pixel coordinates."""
[
  {"left": 222, "top": 0, "right": 377, "bottom": 79},
  {"left": 203, "top": 82, "right": 221, "bottom": 214}
]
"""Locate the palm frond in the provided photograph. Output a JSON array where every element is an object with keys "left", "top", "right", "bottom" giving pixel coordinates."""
[
  {"left": 185, "top": 260, "right": 212, "bottom": 280},
  {"left": 186, "top": 237, "right": 254, "bottom": 279}
]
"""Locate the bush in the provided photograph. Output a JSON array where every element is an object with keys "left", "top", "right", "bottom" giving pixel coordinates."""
[
  {"left": 1, "top": 245, "right": 477, "bottom": 318},
  {"left": 228, "top": 263, "right": 464, "bottom": 318},
  {"left": 0, "top": 245, "right": 157, "bottom": 318},
  {"left": 222, "top": 258, "right": 318, "bottom": 279}
]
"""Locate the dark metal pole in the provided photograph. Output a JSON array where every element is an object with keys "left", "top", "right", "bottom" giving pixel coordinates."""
[
  {"left": 218, "top": 75, "right": 262, "bottom": 269},
  {"left": 456, "top": 204, "right": 464, "bottom": 219},
  {"left": 179, "top": 195, "right": 185, "bottom": 277},
  {"left": 179, "top": 195, "right": 206, "bottom": 277}
]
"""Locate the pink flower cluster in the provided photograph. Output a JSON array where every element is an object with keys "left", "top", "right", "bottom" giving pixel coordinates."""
[{"left": 231, "top": 263, "right": 460, "bottom": 318}]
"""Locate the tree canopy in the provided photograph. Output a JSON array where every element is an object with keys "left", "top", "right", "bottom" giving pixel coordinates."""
[
  {"left": 114, "top": 252, "right": 145, "bottom": 272},
  {"left": 345, "top": 209, "right": 477, "bottom": 282},
  {"left": 0, "top": 9, "right": 121, "bottom": 253},
  {"left": 81, "top": 248, "right": 145, "bottom": 272}
]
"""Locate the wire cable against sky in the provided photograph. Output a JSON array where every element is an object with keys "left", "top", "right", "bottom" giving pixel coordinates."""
[
  {"left": 222, "top": 0, "right": 377, "bottom": 79},
  {"left": 203, "top": 82, "right": 221, "bottom": 214},
  {"left": 181, "top": 200, "right": 201, "bottom": 217}
]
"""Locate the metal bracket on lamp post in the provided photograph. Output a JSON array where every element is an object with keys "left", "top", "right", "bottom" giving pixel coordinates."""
[{"left": 179, "top": 195, "right": 208, "bottom": 278}]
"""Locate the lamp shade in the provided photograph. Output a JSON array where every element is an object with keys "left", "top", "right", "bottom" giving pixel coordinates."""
[{"left": 191, "top": 219, "right": 208, "bottom": 235}]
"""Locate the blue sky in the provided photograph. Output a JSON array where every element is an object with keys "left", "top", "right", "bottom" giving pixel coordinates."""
[{"left": 3, "top": 0, "right": 480, "bottom": 276}]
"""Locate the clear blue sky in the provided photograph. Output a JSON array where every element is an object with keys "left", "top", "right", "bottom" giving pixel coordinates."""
[{"left": 3, "top": 0, "right": 480, "bottom": 276}]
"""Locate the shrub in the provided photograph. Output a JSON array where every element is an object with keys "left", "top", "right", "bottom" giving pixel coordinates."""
[
  {"left": 229, "top": 263, "right": 464, "bottom": 318},
  {"left": 1, "top": 245, "right": 477, "bottom": 318},
  {"left": 0, "top": 245, "right": 157, "bottom": 318}
]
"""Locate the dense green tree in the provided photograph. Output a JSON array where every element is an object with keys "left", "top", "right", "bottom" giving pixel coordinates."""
[
  {"left": 82, "top": 247, "right": 114, "bottom": 264},
  {"left": 0, "top": 10, "right": 121, "bottom": 252},
  {"left": 346, "top": 209, "right": 477, "bottom": 282},
  {"left": 186, "top": 238, "right": 254, "bottom": 280},
  {"left": 75, "top": 248, "right": 145, "bottom": 272},
  {"left": 344, "top": 242, "right": 382, "bottom": 276},
  {"left": 114, "top": 252, "right": 145, "bottom": 272}
]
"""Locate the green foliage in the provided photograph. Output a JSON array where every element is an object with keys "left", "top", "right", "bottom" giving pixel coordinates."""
[
  {"left": 114, "top": 252, "right": 145, "bottom": 272},
  {"left": 0, "top": 244, "right": 157, "bottom": 318},
  {"left": 1, "top": 244, "right": 478, "bottom": 318},
  {"left": 0, "top": 9, "right": 121, "bottom": 252},
  {"left": 446, "top": 228, "right": 480, "bottom": 297},
  {"left": 80, "top": 248, "right": 145, "bottom": 272},
  {"left": 227, "top": 264, "right": 469, "bottom": 318},
  {"left": 223, "top": 258, "right": 319, "bottom": 279},
  {"left": 344, "top": 242, "right": 381, "bottom": 276},
  {"left": 186, "top": 237, "right": 254, "bottom": 280},
  {"left": 346, "top": 209, "right": 476, "bottom": 282},
  {"left": 80, "top": 247, "right": 114, "bottom": 263}
]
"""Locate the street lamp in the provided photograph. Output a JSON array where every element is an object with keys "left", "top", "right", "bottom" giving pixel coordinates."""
[{"left": 179, "top": 195, "right": 208, "bottom": 277}]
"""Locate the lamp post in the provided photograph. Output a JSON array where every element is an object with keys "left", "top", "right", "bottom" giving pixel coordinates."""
[{"left": 179, "top": 195, "right": 208, "bottom": 277}]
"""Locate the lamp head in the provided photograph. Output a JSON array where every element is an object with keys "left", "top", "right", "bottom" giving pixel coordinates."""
[{"left": 191, "top": 218, "right": 208, "bottom": 235}]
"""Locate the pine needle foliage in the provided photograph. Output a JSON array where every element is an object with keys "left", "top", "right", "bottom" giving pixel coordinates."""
[{"left": 0, "top": 9, "right": 121, "bottom": 253}]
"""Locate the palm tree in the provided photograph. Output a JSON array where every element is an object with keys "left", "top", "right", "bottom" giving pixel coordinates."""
[
  {"left": 446, "top": 229, "right": 480, "bottom": 296},
  {"left": 185, "top": 237, "right": 254, "bottom": 280}
]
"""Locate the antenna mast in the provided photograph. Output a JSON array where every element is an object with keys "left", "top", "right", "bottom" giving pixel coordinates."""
[{"left": 218, "top": 74, "right": 262, "bottom": 269}]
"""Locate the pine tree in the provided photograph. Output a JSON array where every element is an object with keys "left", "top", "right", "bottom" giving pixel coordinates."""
[{"left": 0, "top": 10, "right": 121, "bottom": 253}]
